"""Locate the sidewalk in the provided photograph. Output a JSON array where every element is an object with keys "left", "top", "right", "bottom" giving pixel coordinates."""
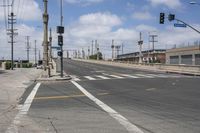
[{"left": 0, "top": 68, "right": 42, "bottom": 133}]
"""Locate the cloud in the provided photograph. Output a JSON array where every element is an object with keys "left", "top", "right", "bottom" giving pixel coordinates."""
[
  {"left": 0, "top": 0, "right": 42, "bottom": 21},
  {"left": 136, "top": 24, "right": 157, "bottom": 32},
  {"left": 0, "top": 24, "right": 43, "bottom": 60},
  {"left": 159, "top": 24, "right": 200, "bottom": 46},
  {"left": 132, "top": 11, "right": 154, "bottom": 20},
  {"left": 79, "top": 12, "right": 122, "bottom": 26},
  {"left": 148, "top": 0, "right": 181, "bottom": 9},
  {"left": 64, "top": 0, "right": 103, "bottom": 6}
]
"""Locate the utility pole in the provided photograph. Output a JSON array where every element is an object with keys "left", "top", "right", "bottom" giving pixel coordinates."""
[
  {"left": 57, "top": 0, "right": 64, "bottom": 77},
  {"left": 95, "top": 40, "right": 97, "bottom": 54},
  {"left": 111, "top": 40, "right": 114, "bottom": 61},
  {"left": 34, "top": 40, "right": 37, "bottom": 65},
  {"left": 43, "top": 0, "right": 50, "bottom": 77},
  {"left": 115, "top": 45, "right": 121, "bottom": 58},
  {"left": 138, "top": 32, "right": 143, "bottom": 64},
  {"left": 39, "top": 50, "right": 41, "bottom": 61},
  {"left": 88, "top": 46, "right": 90, "bottom": 59},
  {"left": 91, "top": 40, "right": 94, "bottom": 55},
  {"left": 121, "top": 43, "right": 124, "bottom": 55},
  {"left": 149, "top": 34, "right": 158, "bottom": 62},
  {"left": 49, "top": 28, "right": 52, "bottom": 62},
  {"left": 7, "top": 12, "right": 17, "bottom": 70},
  {"left": 25, "top": 36, "right": 30, "bottom": 62}
]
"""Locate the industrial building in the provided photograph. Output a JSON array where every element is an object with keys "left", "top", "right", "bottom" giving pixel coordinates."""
[
  {"left": 166, "top": 45, "right": 200, "bottom": 65},
  {"left": 116, "top": 49, "right": 166, "bottom": 63}
]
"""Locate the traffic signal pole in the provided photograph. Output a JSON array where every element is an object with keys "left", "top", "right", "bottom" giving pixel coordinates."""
[{"left": 57, "top": 0, "right": 64, "bottom": 78}]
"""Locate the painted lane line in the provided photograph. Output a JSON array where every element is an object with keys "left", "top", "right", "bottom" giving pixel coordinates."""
[
  {"left": 6, "top": 83, "right": 41, "bottom": 133},
  {"left": 71, "top": 81, "right": 143, "bottom": 133},
  {"left": 120, "top": 74, "right": 139, "bottom": 78},
  {"left": 20, "top": 82, "right": 41, "bottom": 114},
  {"left": 84, "top": 76, "right": 96, "bottom": 80},
  {"left": 96, "top": 75, "right": 110, "bottom": 79}
]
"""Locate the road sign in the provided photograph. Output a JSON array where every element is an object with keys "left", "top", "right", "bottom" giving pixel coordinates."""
[
  {"left": 51, "top": 46, "right": 61, "bottom": 50},
  {"left": 174, "top": 23, "right": 187, "bottom": 28}
]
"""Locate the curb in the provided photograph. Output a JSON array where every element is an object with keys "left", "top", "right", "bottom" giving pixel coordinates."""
[
  {"left": 166, "top": 71, "right": 200, "bottom": 76},
  {"left": 36, "top": 75, "right": 72, "bottom": 81}
]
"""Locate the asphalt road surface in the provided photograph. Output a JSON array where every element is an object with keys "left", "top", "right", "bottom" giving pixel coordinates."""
[{"left": 20, "top": 59, "right": 200, "bottom": 133}]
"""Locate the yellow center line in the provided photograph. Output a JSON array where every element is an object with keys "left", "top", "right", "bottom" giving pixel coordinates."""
[
  {"left": 34, "top": 93, "right": 109, "bottom": 100},
  {"left": 34, "top": 94, "right": 85, "bottom": 100}
]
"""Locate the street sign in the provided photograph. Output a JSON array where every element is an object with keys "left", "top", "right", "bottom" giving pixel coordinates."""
[
  {"left": 51, "top": 46, "right": 61, "bottom": 50},
  {"left": 174, "top": 23, "right": 187, "bottom": 28}
]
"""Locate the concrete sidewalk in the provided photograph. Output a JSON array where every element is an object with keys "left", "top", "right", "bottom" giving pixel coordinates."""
[{"left": 0, "top": 68, "right": 42, "bottom": 133}]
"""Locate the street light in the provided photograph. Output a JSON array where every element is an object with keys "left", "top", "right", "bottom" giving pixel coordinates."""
[{"left": 190, "top": 1, "right": 200, "bottom": 5}]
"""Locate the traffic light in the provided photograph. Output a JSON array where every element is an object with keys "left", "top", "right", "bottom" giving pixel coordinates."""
[
  {"left": 58, "top": 35, "right": 63, "bottom": 46},
  {"left": 57, "top": 26, "right": 64, "bottom": 34},
  {"left": 159, "top": 13, "right": 165, "bottom": 24},
  {"left": 57, "top": 51, "right": 63, "bottom": 56},
  {"left": 168, "top": 14, "right": 175, "bottom": 21}
]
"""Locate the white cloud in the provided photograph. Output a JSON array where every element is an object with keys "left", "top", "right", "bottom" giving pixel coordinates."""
[
  {"left": 132, "top": 11, "right": 154, "bottom": 20},
  {"left": 79, "top": 12, "right": 122, "bottom": 26},
  {"left": 159, "top": 25, "right": 200, "bottom": 46},
  {"left": 0, "top": 0, "right": 42, "bottom": 21},
  {"left": 64, "top": 0, "right": 103, "bottom": 6},
  {"left": 0, "top": 24, "right": 43, "bottom": 60},
  {"left": 148, "top": 0, "right": 181, "bottom": 9},
  {"left": 66, "top": 12, "right": 123, "bottom": 40},
  {"left": 136, "top": 24, "right": 157, "bottom": 32}
]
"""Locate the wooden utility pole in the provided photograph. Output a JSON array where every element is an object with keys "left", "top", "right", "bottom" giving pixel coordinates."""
[
  {"left": 25, "top": 36, "right": 30, "bottom": 62},
  {"left": 34, "top": 40, "right": 37, "bottom": 65},
  {"left": 8, "top": 12, "right": 17, "bottom": 70},
  {"left": 138, "top": 32, "right": 143, "bottom": 64}
]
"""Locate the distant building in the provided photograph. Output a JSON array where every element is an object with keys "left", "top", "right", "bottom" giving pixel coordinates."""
[
  {"left": 117, "top": 49, "right": 166, "bottom": 63},
  {"left": 166, "top": 45, "right": 200, "bottom": 65}
]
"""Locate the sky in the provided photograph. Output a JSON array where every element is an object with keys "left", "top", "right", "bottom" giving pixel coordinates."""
[{"left": 0, "top": 0, "right": 200, "bottom": 60}]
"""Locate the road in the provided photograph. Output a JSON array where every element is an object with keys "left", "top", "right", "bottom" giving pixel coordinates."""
[{"left": 19, "top": 59, "right": 200, "bottom": 133}]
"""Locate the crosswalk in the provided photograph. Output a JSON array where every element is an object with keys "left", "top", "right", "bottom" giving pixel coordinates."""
[{"left": 72, "top": 73, "right": 191, "bottom": 81}]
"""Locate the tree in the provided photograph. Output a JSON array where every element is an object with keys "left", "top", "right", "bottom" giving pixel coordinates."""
[{"left": 89, "top": 52, "right": 103, "bottom": 60}]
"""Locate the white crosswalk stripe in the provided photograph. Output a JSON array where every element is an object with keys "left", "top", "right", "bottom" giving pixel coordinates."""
[
  {"left": 135, "top": 74, "right": 154, "bottom": 78},
  {"left": 84, "top": 76, "right": 96, "bottom": 80},
  {"left": 71, "top": 73, "right": 189, "bottom": 81},
  {"left": 120, "top": 74, "right": 139, "bottom": 78},
  {"left": 146, "top": 74, "right": 166, "bottom": 78},
  {"left": 108, "top": 75, "right": 124, "bottom": 79},
  {"left": 96, "top": 75, "right": 110, "bottom": 79}
]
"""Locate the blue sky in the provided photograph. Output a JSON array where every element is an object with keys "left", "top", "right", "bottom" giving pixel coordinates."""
[{"left": 0, "top": 0, "right": 200, "bottom": 60}]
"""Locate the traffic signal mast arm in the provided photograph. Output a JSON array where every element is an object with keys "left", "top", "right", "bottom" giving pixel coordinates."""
[{"left": 175, "top": 18, "right": 200, "bottom": 34}]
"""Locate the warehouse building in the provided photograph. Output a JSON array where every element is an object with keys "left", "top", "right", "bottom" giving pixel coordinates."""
[
  {"left": 166, "top": 45, "right": 200, "bottom": 65},
  {"left": 117, "top": 49, "right": 166, "bottom": 63}
]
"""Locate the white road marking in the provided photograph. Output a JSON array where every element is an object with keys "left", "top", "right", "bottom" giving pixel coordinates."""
[
  {"left": 74, "top": 77, "right": 81, "bottom": 81},
  {"left": 84, "top": 76, "right": 96, "bottom": 80},
  {"left": 6, "top": 83, "right": 41, "bottom": 133},
  {"left": 108, "top": 74, "right": 124, "bottom": 79},
  {"left": 96, "top": 75, "right": 110, "bottom": 79},
  {"left": 71, "top": 81, "right": 143, "bottom": 133},
  {"left": 135, "top": 74, "right": 154, "bottom": 78},
  {"left": 120, "top": 74, "right": 139, "bottom": 78}
]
